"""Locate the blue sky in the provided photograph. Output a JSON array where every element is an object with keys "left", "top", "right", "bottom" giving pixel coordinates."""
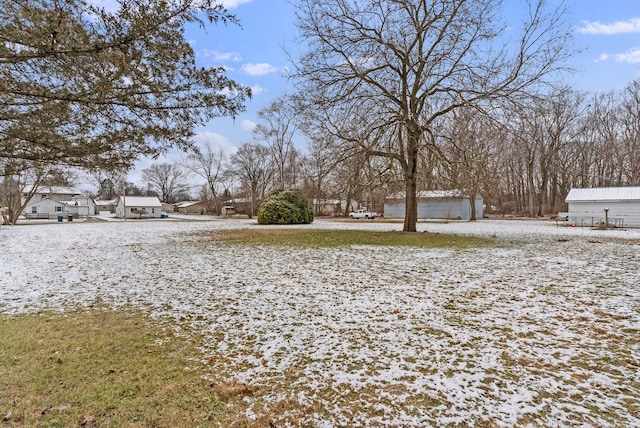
[
  {"left": 188, "top": 0, "right": 640, "bottom": 152},
  {"left": 117, "top": 0, "right": 640, "bottom": 186},
  {"left": 184, "top": 0, "right": 298, "bottom": 155}
]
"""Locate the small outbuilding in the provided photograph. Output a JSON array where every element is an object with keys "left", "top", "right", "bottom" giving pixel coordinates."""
[
  {"left": 95, "top": 198, "right": 117, "bottom": 212},
  {"left": 565, "top": 186, "right": 640, "bottom": 227},
  {"left": 175, "top": 200, "right": 208, "bottom": 215},
  {"left": 64, "top": 196, "right": 96, "bottom": 216},
  {"left": 384, "top": 190, "right": 484, "bottom": 221},
  {"left": 220, "top": 205, "right": 235, "bottom": 216},
  {"left": 115, "top": 196, "right": 163, "bottom": 219},
  {"left": 161, "top": 202, "right": 176, "bottom": 214}
]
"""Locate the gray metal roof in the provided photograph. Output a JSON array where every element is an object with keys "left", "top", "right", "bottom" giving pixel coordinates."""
[
  {"left": 118, "top": 196, "right": 162, "bottom": 207},
  {"left": 387, "top": 190, "right": 470, "bottom": 200},
  {"left": 565, "top": 187, "right": 640, "bottom": 202}
]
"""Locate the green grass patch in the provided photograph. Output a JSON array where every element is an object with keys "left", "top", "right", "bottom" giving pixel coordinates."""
[
  {"left": 0, "top": 309, "right": 252, "bottom": 427},
  {"left": 213, "top": 228, "right": 492, "bottom": 248}
]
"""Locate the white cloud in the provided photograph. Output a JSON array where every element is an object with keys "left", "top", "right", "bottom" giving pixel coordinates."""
[
  {"left": 193, "top": 132, "right": 238, "bottom": 155},
  {"left": 241, "top": 120, "right": 257, "bottom": 131},
  {"left": 615, "top": 47, "right": 640, "bottom": 63},
  {"left": 250, "top": 84, "right": 265, "bottom": 95},
  {"left": 240, "top": 63, "right": 277, "bottom": 76},
  {"left": 219, "top": 0, "right": 253, "bottom": 8},
  {"left": 201, "top": 49, "right": 242, "bottom": 63},
  {"left": 594, "top": 53, "right": 609, "bottom": 62},
  {"left": 577, "top": 17, "right": 640, "bottom": 35}
]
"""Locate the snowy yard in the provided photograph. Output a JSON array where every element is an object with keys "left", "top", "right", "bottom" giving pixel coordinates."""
[{"left": 1, "top": 218, "right": 639, "bottom": 427}]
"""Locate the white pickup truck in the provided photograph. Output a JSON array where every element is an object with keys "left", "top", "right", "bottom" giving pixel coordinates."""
[{"left": 349, "top": 209, "right": 377, "bottom": 220}]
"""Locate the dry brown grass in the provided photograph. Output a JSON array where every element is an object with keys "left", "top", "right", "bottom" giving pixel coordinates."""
[
  {"left": 211, "top": 228, "right": 492, "bottom": 248},
  {"left": 0, "top": 309, "right": 255, "bottom": 427}
]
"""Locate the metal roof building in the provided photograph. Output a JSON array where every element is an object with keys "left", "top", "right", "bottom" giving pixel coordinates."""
[
  {"left": 565, "top": 186, "right": 640, "bottom": 227},
  {"left": 115, "top": 196, "right": 163, "bottom": 219},
  {"left": 384, "top": 190, "right": 484, "bottom": 221}
]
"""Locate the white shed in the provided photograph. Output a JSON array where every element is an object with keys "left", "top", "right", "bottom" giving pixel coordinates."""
[
  {"left": 64, "top": 196, "right": 96, "bottom": 216},
  {"left": 115, "top": 196, "right": 163, "bottom": 219},
  {"left": 95, "top": 198, "right": 117, "bottom": 212},
  {"left": 565, "top": 186, "right": 640, "bottom": 227},
  {"left": 384, "top": 190, "right": 484, "bottom": 221}
]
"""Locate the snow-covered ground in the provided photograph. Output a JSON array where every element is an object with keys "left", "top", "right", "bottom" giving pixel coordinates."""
[{"left": 1, "top": 218, "right": 639, "bottom": 427}]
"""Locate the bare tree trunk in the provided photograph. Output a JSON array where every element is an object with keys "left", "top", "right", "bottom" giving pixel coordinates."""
[
  {"left": 404, "top": 176, "right": 417, "bottom": 232},
  {"left": 469, "top": 194, "right": 477, "bottom": 221},
  {"left": 537, "top": 168, "right": 549, "bottom": 217},
  {"left": 527, "top": 157, "right": 537, "bottom": 217},
  {"left": 403, "top": 144, "right": 419, "bottom": 232},
  {"left": 248, "top": 184, "right": 256, "bottom": 219}
]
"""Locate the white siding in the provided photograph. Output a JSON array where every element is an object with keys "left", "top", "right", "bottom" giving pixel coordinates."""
[
  {"left": 384, "top": 195, "right": 484, "bottom": 220},
  {"left": 115, "top": 196, "right": 163, "bottom": 219},
  {"left": 23, "top": 197, "right": 66, "bottom": 217},
  {"left": 565, "top": 187, "right": 640, "bottom": 227}
]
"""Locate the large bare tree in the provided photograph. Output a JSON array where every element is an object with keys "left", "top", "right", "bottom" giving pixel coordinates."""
[
  {"left": 228, "top": 143, "right": 274, "bottom": 218},
  {"left": 253, "top": 97, "right": 300, "bottom": 190},
  {"left": 292, "top": 0, "right": 574, "bottom": 231},
  {"left": 619, "top": 79, "right": 640, "bottom": 186},
  {"left": 184, "top": 143, "right": 228, "bottom": 214},
  {"left": 141, "top": 162, "right": 190, "bottom": 203},
  {"left": 440, "top": 107, "right": 502, "bottom": 220}
]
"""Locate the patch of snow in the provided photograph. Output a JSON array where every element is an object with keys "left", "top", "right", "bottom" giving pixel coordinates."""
[{"left": 1, "top": 218, "right": 639, "bottom": 426}]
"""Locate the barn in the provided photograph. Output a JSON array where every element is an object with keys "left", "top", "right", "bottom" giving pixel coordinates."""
[
  {"left": 565, "top": 186, "right": 640, "bottom": 227},
  {"left": 384, "top": 190, "right": 484, "bottom": 221}
]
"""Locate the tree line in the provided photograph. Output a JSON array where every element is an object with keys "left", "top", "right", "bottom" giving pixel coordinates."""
[
  {"left": 96, "top": 79, "right": 640, "bottom": 223},
  {"left": 2, "top": 0, "right": 637, "bottom": 229}
]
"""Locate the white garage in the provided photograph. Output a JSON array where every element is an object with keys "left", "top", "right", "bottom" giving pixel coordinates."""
[
  {"left": 565, "top": 186, "right": 640, "bottom": 227},
  {"left": 384, "top": 190, "right": 484, "bottom": 221}
]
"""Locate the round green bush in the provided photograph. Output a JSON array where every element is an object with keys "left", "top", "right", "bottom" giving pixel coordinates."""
[{"left": 257, "top": 189, "right": 314, "bottom": 225}]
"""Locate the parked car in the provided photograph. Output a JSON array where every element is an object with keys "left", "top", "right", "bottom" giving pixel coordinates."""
[{"left": 349, "top": 209, "right": 377, "bottom": 219}]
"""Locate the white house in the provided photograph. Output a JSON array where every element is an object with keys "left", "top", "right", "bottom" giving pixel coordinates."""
[
  {"left": 23, "top": 197, "right": 66, "bottom": 219},
  {"left": 22, "top": 185, "right": 80, "bottom": 205},
  {"left": 565, "top": 186, "right": 640, "bottom": 227},
  {"left": 115, "top": 196, "right": 163, "bottom": 219},
  {"left": 24, "top": 194, "right": 96, "bottom": 220},
  {"left": 384, "top": 190, "right": 484, "bottom": 221}
]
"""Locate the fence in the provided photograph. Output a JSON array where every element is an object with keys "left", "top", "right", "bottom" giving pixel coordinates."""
[{"left": 556, "top": 214, "right": 624, "bottom": 228}]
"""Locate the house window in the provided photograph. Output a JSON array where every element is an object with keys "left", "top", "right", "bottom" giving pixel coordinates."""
[
  {"left": 55, "top": 206, "right": 62, "bottom": 212},
  {"left": 152, "top": 208, "right": 155, "bottom": 214},
  {"left": 31, "top": 206, "right": 37, "bottom": 213}
]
